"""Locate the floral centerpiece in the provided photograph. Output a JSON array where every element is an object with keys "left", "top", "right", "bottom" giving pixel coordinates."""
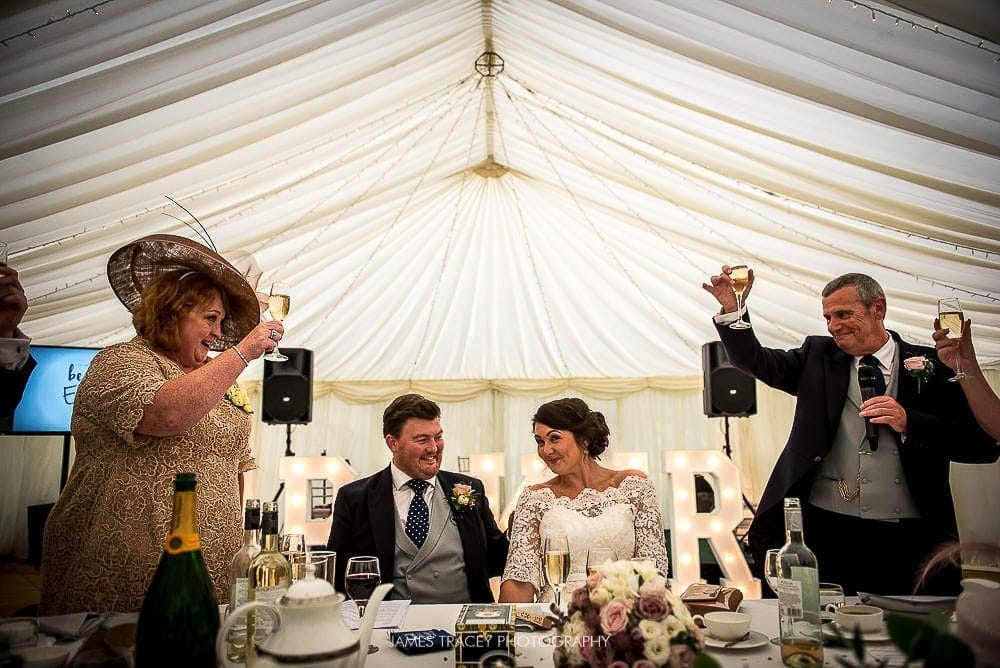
[{"left": 552, "top": 559, "right": 718, "bottom": 668}]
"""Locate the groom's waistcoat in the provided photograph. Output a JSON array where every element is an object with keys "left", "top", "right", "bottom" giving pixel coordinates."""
[{"left": 392, "top": 484, "right": 471, "bottom": 603}]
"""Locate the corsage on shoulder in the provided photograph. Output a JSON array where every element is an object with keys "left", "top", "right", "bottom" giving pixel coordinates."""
[
  {"left": 903, "top": 356, "right": 934, "bottom": 393},
  {"left": 226, "top": 384, "right": 254, "bottom": 413},
  {"left": 448, "top": 483, "right": 479, "bottom": 514}
]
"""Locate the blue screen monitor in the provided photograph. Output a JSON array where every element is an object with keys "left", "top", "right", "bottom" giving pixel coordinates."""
[{"left": 8, "top": 345, "right": 100, "bottom": 434}]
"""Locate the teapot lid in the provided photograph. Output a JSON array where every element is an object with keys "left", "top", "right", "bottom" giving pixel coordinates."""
[{"left": 281, "top": 563, "right": 342, "bottom": 606}]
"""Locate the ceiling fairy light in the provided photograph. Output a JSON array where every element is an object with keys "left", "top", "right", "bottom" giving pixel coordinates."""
[
  {"left": 475, "top": 51, "right": 504, "bottom": 77},
  {"left": 827, "top": 0, "right": 1000, "bottom": 62},
  {"left": 1, "top": 1, "right": 116, "bottom": 46}
]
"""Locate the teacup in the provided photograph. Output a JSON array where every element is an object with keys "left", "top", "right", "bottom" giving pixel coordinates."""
[
  {"left": 834, "top": 604, "right": 883, "bottom": 634},
  {"left": 692, "top": 611, "right": 751, "bottom": 641}
]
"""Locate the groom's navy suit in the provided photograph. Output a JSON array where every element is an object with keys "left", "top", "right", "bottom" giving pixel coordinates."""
[
  {"left": 327, "top": 467, "right": 507, "bottom": 602},
  {"left": 717, "top": 320, "right": 997, "bottom": 592}
]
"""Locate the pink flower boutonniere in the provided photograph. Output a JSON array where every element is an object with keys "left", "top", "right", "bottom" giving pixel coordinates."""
[
  {"left": 448, "top": 483, "right": 479, "bottom": 514},
  {"left": 903, "top": 356, "right": 935, "bottom": 393}
]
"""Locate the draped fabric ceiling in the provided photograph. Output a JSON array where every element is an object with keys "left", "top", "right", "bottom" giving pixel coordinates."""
[{"left": 1, "top": 0, "right": 998, "bottom": 556}]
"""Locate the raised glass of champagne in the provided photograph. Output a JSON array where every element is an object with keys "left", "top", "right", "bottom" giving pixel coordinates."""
[
  {"left": 729, "top": 265, "right": 751, "bottom": 330},
  {"left": 938, "top": 298, "right": 966, "bottom": 381},
  {"left": 264, "top": 281, "right": 290, "bottom": 362}
]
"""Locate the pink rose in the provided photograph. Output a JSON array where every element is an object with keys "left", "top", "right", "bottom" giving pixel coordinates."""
[
  {"left": 586, "top": 570, "right": 604, "bottom": 588},
  {"left": 599, "top": 598, "right": 630, "bottom": 635},
  {"left": 608, "top": 662, "right": 630, "bottom": 668},
  {"left": 903, "top": 356, "right": 927, "bottom": 371},
  {"left": 636, "top": 594, "right": 667, "bottom": 621},
  {"left": 639, "top": 578, "right": 667, "bottom": 597},
  {"left": 632, "top": 661, "right": 656, "bottom": 668},
  {"left": 452, "top": 483, "right": 473, "bottom": 495}
]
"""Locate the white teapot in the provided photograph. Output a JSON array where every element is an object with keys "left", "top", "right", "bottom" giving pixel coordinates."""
[{"left": 217, "top": 567, "right": 393, "bottom": 668}]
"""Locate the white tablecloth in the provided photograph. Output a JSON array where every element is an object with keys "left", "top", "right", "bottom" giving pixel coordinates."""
[{"left": 363, "top": 599, "right": 910, "bottom": 667}]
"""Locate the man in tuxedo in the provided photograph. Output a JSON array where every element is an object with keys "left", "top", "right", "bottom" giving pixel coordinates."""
[
  {"left": 703, "top": 268, "right": 998, "bottom": 595},
  {"left": 327, "top": 394, "right": 508, "bottom": 603},
  {"left": 1, "top": 264, "right": 34, "bottom": 429}
]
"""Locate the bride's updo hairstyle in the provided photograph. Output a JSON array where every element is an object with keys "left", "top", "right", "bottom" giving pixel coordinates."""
[{"left": 532, "top": 397, "right": 610, "bottom": 459}]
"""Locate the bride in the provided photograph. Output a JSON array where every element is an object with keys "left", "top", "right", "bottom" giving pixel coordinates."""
[{"left": 499, "top": 397, "right": 668, "bottom": 603}]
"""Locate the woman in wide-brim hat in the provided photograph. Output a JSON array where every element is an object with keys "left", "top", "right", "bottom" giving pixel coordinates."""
[{"left": 40, "top": 234, "right": 284, "bottom": 615}]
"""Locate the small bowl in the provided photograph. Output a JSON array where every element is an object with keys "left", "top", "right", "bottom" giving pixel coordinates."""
[{"left": 12, "top": 645, "right": 70, "bottom": 668}]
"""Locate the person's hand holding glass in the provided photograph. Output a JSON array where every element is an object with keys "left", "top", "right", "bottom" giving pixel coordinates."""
[{"left": 264, "top": 281, "right": 291, "bottom": 362}]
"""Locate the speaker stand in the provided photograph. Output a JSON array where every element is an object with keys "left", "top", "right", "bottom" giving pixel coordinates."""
[
  {"left": 721, "top": 416, "right": 757, "bottom": 517},
  {"left": 284, "top": 423, "right": 295, "bottom": 457}
]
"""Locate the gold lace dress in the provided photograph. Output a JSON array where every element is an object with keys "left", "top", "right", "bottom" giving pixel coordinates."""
[
  {"left": 40, "top": 337, "right": 256, "bottom": 614},
  {"left": 502, "top": 475, "right": 668, "bottom": 602}
]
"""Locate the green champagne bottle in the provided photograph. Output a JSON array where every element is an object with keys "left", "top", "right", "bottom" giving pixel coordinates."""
[{"left": 135, "top": 472, "right": 220, "bottom": 667}]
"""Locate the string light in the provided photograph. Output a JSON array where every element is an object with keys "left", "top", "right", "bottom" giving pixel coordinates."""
[
  {"left": 828, "top": 0, "right": 999, "bottom": 62},
  {"left": 1, "top": 1, "right": 115, "bottom": 46}
]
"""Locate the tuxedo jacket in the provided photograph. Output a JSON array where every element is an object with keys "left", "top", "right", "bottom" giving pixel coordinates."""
[
  {"left": 716, "top": 320, "right": 998, "bottom": 565},
  {"left": 326, "top": 466, "right": 508, "bottom": 602},
  {"left": 0, "top": 354, "right": 36, "bottom": 430}
]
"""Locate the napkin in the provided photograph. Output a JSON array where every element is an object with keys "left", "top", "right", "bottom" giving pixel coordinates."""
[
  {"left": 857, "top": 592, "right": 956, "bottom": 614},
  {"left": 37, "top": 612, "right": 108, "bottom": 639}
]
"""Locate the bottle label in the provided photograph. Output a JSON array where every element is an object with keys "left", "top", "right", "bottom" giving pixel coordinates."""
[
  {"left": 232, "top": 577, "right": 249, "bottom": 608},
  {"left": 163, "top": 531, "right": 201, "bottom": 554}
]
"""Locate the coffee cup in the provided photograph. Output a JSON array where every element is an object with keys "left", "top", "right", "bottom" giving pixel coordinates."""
[
  {"left": 834, "top": 604, "right": 883, "bottom": 634},
  {"left": 691, "top": 611, "right": 751, "bottom": 641}
]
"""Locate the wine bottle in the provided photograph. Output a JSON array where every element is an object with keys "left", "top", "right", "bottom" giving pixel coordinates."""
[
  {"left": 247, "top": 501, "right": 290, "bottom": 646},
  {"left": 135, "top": 472, "right": 219, "bottom": 668},
  {"left": 776, "top": 497, "right": 823, "bottom": 666},
  {"left": 225, "top": 498, "right": 261, "bottom": 663}
]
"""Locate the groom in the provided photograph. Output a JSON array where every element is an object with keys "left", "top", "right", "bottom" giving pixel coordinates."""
[{"left": 327, "top": 394, "right": 508, "bottom": 602}]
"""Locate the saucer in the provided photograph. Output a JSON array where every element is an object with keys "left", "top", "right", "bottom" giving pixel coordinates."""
[
  {"left": 822, "top": 621, "right": 891, "bottom": 643},
  {"left": 703, "top": 630, "right": 769, "bottom": 650}
]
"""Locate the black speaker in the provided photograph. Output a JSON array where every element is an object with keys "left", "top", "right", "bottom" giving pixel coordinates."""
[
  {"left": 702, "top": 341, "right": 756, "bottom": 417},
  {"left": 262, "top": 348, "right": 313, "bottom": 424}
]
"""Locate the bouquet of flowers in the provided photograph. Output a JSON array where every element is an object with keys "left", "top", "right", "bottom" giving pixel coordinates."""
[{"left": 552, "top": 559, "right": 714, "bottom": 668}]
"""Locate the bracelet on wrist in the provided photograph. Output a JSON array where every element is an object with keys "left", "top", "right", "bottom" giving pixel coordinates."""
[{"left": 232, "top": 345, "right": 250, "bottom": 367}]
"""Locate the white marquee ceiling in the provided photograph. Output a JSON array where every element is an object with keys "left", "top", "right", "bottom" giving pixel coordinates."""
[{"left": 1, "top": 0, "right": 998, "bottom": 381}]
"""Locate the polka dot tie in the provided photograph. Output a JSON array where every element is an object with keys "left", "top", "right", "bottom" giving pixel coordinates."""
[{"left": 405, "top": 479, "right": 431, "bottom": 547}]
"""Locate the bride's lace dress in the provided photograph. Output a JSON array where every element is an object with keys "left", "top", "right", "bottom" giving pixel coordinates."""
[{"left": 502, "top": 475, "right": 668, "bottom": 601}]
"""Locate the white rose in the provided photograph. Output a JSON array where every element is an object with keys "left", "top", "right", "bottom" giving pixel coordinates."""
[
  {"left": 638, "top": 619, "right": 667, "bottom": 640},
  {"left": 589, "top": 586, "right": 613, "bottom": 607},
  {"left": 643, "top": 635, "right": 673, "bottom": 664}
]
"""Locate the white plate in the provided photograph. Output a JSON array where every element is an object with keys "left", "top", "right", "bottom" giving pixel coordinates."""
[
  {"left": 822, "top": 621, "right": 891, "bottom": 643},
  {"left": 703, "top": 629, "right": 770, "bottom": 650}
]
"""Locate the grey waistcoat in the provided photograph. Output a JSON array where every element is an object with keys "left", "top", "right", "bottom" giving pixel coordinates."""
[
  {"left": 392, "top": 484, "right": 471, "bottom": 603},
  {"left": 811, "top": 363, "right": 920, "bottom": 521}
]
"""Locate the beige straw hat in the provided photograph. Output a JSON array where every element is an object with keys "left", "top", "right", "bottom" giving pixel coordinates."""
[{"left": 107, "top": 234, "right": 260, "bottom": 350}]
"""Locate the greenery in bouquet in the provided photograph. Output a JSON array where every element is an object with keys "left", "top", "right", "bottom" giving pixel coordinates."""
[{"left": 551, "top": 559, "right": 721, "bottom": 668}]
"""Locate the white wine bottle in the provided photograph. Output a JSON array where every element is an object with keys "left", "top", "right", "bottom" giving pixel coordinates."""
[
  {"left": 776, "top": 497, "right": 823, "bottom": 667},
  {"left": 135, "top": 472, "right": 219, "bottom": 667},
  {"left": 247, "top": 501, "right": 290, "bottom": 647},
  {"left": 225, "top": 498, "right": 261, "bottom": 663}
]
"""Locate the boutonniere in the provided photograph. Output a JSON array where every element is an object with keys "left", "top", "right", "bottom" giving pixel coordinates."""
[
  {"left": 448, "top": 483, "right": 479, "bottom": 514},
  {"left": 225, "top": 384, "right": 253, "bottom": 413},
  {"left": 903, "top": 356, "right": 935, "bottom": 393}
]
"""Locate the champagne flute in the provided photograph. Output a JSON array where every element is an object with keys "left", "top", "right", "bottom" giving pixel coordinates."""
[
  {"left": 264, "top": 281, "right": 290, "bottom": 362},
  {"left": 729, "top": 265, "right": 751, "bottom": 330},
  {"left": 586, "top": 546, "right": 615, "bottom": 577},
  {"left": 345, "top": 556, "right": 381, "bottom": 654},
  {"left": 543, "top": 536, "right": 571, "bottom": 610},
  {"left": 0, "top": 241, "right": 7, "bottom": 267},
  {"left": 938, "top": 298, "right": 966, "bottom": 381}
]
